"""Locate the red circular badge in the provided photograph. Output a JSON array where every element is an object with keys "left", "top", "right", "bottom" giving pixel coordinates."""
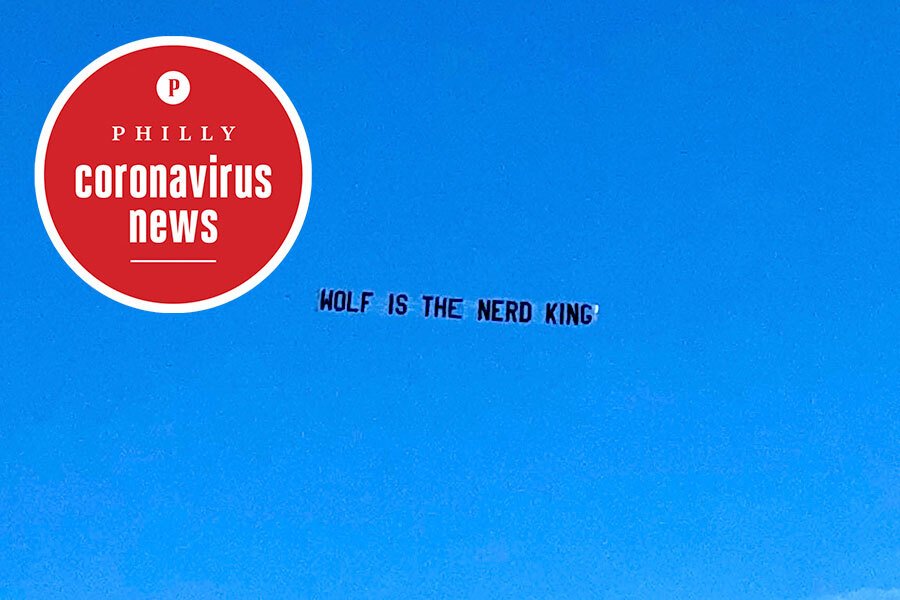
[{"left": 35, "top": 37, "right": 312, "bottom": 312}]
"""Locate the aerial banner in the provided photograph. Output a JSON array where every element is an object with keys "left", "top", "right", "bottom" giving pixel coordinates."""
[{"left": 317, "top": 288, "right": 599, "bottom": 327}]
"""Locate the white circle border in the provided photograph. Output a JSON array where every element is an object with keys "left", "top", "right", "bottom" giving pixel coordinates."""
[{"left": 35, "top": 36, "right": 312, "bottom": 313}]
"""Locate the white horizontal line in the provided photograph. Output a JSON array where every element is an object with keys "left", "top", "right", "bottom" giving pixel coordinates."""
[{"left": 130, "top": 259, "right": 217, "bottom": 263}]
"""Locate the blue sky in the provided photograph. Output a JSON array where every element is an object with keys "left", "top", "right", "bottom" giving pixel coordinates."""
[{"left": 1, "top": 2, "right": 899, "bottom": 599}]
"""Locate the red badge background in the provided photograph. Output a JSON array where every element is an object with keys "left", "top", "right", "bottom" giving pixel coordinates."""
[{"left": 42, "top": 45, "right": 304, "bottom": 305}]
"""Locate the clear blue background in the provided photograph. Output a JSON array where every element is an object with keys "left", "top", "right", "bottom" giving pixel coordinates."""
[{"left": 1, "top": 2, "right": 898, "bottom": 599}]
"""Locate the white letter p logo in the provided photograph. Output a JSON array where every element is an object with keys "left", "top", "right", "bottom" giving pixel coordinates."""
[{"left": 156, "top": 71, "right": 190, "bottom": 105}]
